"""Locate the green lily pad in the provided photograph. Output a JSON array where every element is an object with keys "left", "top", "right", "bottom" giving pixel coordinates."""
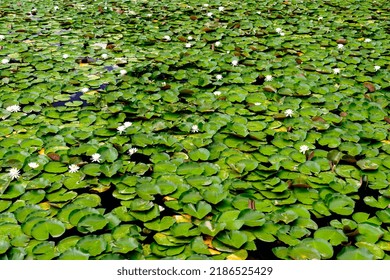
[
  {"left": 77, "top": 214, "right": 108, "bottom": 234},
  {"left": 314, "top": 226, "right": 348, "bottom": 246},
  {"left": 76, "top": 235, "right": 107, "bottom": 256},
  {"left": 326, "top": 193, "right": 355, "bottom": 216},
  {"left": 44, "top": 162, "right": 68, "bottom": 173},
  {"left": 182, "top": 201, "right": 212, "bottom": 219},
  {"left": 216, "top": 230, "right": 248, "bottom": 249},
  {"left": 112, "top": 237, "right": 140, "bottom": 254},
  {"left": 30, "top": 219, "right": 66, "bottom": 241},
  {"left": 337, "top": 247, "right": 375, "bottom": 260},
  {"left": 144, "top": 216, "right": 176, "bottom": 232},
  {"left": 58, "top": 248, "right": 89, "bottom": 260}
]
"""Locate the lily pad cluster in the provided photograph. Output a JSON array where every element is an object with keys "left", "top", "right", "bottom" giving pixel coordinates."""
[{"left": 0, "top": 0, "right": 389, "bottom": 260}]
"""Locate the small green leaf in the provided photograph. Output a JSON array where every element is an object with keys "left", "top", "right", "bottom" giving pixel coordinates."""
[
  {"left": 216, "top": 230, "right": 248, "bottom": 249},
  {"left": 314, "top": 226, "right": 348, "bottom": 246},
  {"left": 183, "top": 201, "right": 212, "bottom": 219}
]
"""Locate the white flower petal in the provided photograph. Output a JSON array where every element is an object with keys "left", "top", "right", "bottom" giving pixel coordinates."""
[
  {"left": 68, "top": 164, "right": 80, "bottom": 173},
  {"left": 91, "top": 153, "right": 101, "bottom": 163},
  {"left": 28, "top": 162, "right": 39, "bottom": 169},
  {"left": 123, "top": 122, "right": 133, "bottom": 128},
  {"left": 9, "top": 168, "right": 20, "bottom": 180},
  {"left": 128, "top": 147, "right": 138, "bottom": 155},
  {"left": 6, "top": 105, "right": 21, "bottom": 113},
  {"left": 285, "top": 109, "right": 294, "bottom": 117},
  {"left": 117, "top": 125, "right": 126, "bottom": 134},
  {"left": 299, "top": 145, "right": 310, "bottom": 154},
  {"left": 333, "top": 68, "right": 341, "bottom": 74},
  {"left": 191, "top": 125, "right": 199, "bottom": 133}
]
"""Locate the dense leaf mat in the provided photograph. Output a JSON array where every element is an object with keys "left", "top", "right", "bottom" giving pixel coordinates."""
[{"left": 0, "top": 0, "right": 389, "bottom": 260}]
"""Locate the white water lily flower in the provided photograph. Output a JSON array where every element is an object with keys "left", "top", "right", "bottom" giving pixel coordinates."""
[
  {"left": 232, "top": 60, "right": 238, "bottom": 66},
  {"left": 207, "top": 12, "right": 213, "bottom": 17},
  {"left": 216, "top": 74, "right": 223, "bottom": 80},
  {"left": 333, "top": 68, "right": 341, "bottom": 74},
  {"left": 158, "top": 205, "right": 165, "bottom": 212},
  {"left": 120, "top": 69, "right": 127, "bottom": 75},
  {"left": 81, "top": 87, "right": 89, "bottom": 93},
  {"left": 128, "top": 147, "right": 138, "bottom": 155},
  {"left": 219, "top": 6, "right": 224, "bottom": 11},
  {"left": 280, "top": 32, "right": 285, "bottom": 36},
  {"left": 187, "top": 36, "right": 193, "bottom": 40},
  {"left": 203, "top": 4, "right": 209, "bottom": 7},
  {"left": 364, "top": 38, "right": 372, "bottom": 43},
  {"left": 318, "top": 16, "right": 323, "bottom": 20},
  {"left": 163, "top": 35, "right": 171, "bottom": 41},
  {"left": 284, "top": 109, "right": 294, "bottom": 117},
  {"left": 62, "top": 54, "right": 69, "bottom": 59},
  {"left": 215, "top": 41, "right": 221, "bottom": 47},
  {"left": 28, "top": 162, "right": 39, "bottom": 169},
  {"left": 101, "top": 53, "right": 108, "bottom": 59},
  {"left": 68, "top": 164, "right": 80, "bottom": 173},
  {"left": 191, "top": 125, "right": 199, "bottom": 133},
  {"left": 54, "top": 6, "right": 59, "bottom": 11},
  {"left": 337, "top": 44, "right": 344, "bottom": 49},
  {"left": 91, "top": 153, "right": 101, "bottom": 163},
  {"left": 117, "top": 125, "right": 126, "bottom": 134},
  {"left": 6, "top": 105, "right": 21, "bottom": 113},
  {"left": 256, "top": 11, "right": 261, "bottom": 15},
  {"left": 92, "top": 42, "right": 107, "bottom": 49},
  {"left": 299, "top": 145, "right": 310, "bottom": 154},
  {"left": 2, "top": 58, "right": 9, "bottom": 64},
  {"left": 9, "top": 168, "right": 20, "bottom": 180},
  {"left": 0, "top": 35, "right": 5, "bottom": 40},
  {"left": 185, "top": 43, "right": 192, "bottom": 48},
  {"left": 275, "top": 28, "right": 282, "bottom": 34},
  {"left": 123, "top": 122, "right": 133, "bottom": 128},
  {"left": 213, "top": 91, "right": 221, "bottom": 96},
  {"left": 265, "top": 75, "right": 273, "bottom": 81},
  {"left": 374, "top": 65, "right": 381, "bottom": 71},
  {"left": 254, "top": 102, "right": 261, "bottom": 106}
]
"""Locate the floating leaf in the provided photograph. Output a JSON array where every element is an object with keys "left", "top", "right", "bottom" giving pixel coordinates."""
[
  {"left": 326, "top": 193, "right": 355, "bottom": 216},
  {"left": 182, "top": 201, "right": 212, "bottom": 219},
  {"left": 314, "top": 227, "right": 348, "bottom": 246},
  {"left": 144, "top": 216, "right": 176, "bottom": 232},
  {"left": 337, "top": 247, "right": 375, "bottom": 260},
  {"left": 44, "top": 162, "right": 68, "bottom": 173},
  {"left": 31, "top": 219, "right": 66, "bottom": 241},
  {"left": 216, "top": 230, "right": 248, "bottom": 249},
  {"left": 77, "top": 235, "right": 107, "bottom": 256}
]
